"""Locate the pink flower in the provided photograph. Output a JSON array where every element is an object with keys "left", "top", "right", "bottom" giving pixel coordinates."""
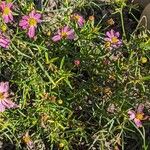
[
  {"left": 128, "top": 104, "right": 148, "bottom": 128},
  {"left": 52, "top": 26, "right": 75, "bottom": 42},
  {"left": 74, "top": 60, "right": 80, "bottom": 66},
  {"left": 19, "top": 10, "right": 41, "bottom": 38},
  {"left": 0, "top": 31, "right": 10, "bottom": 48},
  {"left": 71, "top": 13, "right": 85, "bottom": 27},
  {"left": 23, "top": 132, "right": 34, "bottom": 149},
  {"left": 104, "top": 29, "right": 122, "bottom": 49},
  {"left": 0, "top": 1, "right": 13, "bottom": 23},
  {"left": 0, "top": 82, "right": 18, "bottom": 112}
]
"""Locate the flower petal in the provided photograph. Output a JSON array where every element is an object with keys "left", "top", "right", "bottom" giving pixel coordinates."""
[
  {"left": 29, "top": 10, "right": 35, "bottom": 18},
  {"left": 128, "top": 110, "right": 136, "bottom": 120},
  {"left": 52, "top": 35, "right": 61, "bottom": 42},
  {"left": 115, "top": 32, "right": 120, "bottom": 37},
  {"left": 104, "top": 38, "right": 111, "bottom": 42},
  {"left": 110, "top": 29, "right": 115, "bottom": 37},
  {"left": 2, "top": 99, "right": 18, "bottom": 109},
  {"left": 19, "top": 20, "right": 29, "bottom": 28},
  {"left": 134, "top": 118, "right": 142, "bottom": 127},
  {"left": 28, "top": 26, "right": 35, "bottom": 38},
  {"left": 67, "top": 33, "right": 75, "bottom": 40},
  {"left": 0, "top": 37, "right": 10, "bottom": 48},
  {"left": 7, "top": 3, "right": 13, "bottom": 8},
  {"left": 78, "top": 17, "right": 85, "bottom": 27},
  {"left": 63, "top": 26, "right": 69, "bottom": 32},
  {"left": 0, "top": 102, "right": 5, "bottom": 112},
  {"left": 106, "top": 31, "right": 111, "bottom": 38},
  {"left": 34, "top": 13, "right": 41, "bottom": 20},
  {"left": 3, "top": 15, "right": 9, "bottom": 23},
  {"left": 0, "top": 82, "right": 9, "bottom": 93},
  {"left": 137, "top": 103, "right": 144, "bottom": 113},
  {"left": 0, "top": 1, "right": 6, "bottom": 10},
  {"left": 8, "top": 13, "right": 13, "bottom": 22},
  {"left": 22, "top": 15, "right": 29, "bottom": 20}
]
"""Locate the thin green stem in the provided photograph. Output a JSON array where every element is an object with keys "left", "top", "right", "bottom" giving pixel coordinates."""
[{"left": 120, "top": 7, "right": 126, "bottom": 39}]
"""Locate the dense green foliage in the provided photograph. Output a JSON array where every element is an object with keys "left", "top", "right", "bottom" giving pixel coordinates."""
[{"left": 0, "top": 0, "right": 150, "bottom": 149}]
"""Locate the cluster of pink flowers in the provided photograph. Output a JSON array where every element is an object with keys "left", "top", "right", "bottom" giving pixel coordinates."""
[
  {"left": 0, "top": 1, "right": 42, "bottom": 39},
  {"left": 0, "top": 2, "right": 41, "bottom": 49},
  {"left": 52, "top": 13, "right": 85, "bottom": 42},
  {"left": 0, "top": 82, "right": 18, "bottom": 112},
  {"left": 0, "top": 6, "right": 86, "bottom": 46},
  {"left": 0, "top": 2, "right": 124, "bottom": 51},
  {"left": 0, "top": 1, "right": 13, "bottom": 48},
  {"left": 128, "top": 104, "right": 149, "bottom": 128},
  {"left": 104, "top": 29, "right": 122, "bottom": 50}
]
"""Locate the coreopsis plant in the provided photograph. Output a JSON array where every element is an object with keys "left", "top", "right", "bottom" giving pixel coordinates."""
[
  {"left": 0, "top": 0, "right": 149, "bottom": 149},
  {"left": 104, "top": 29, "right": 122, "bottom": 49},
  {"left": 71, "top": 13, "right": 85, "bottom": 27},
  {"left": 19, "top": 10, "right": 41, "bottom": 38},
  {"left": 128, "top": 104, "right": 149, "bottom": 128},
  {"left": 52, "top": 26, "right": 75, "bottom": 42},
  {"left": 0, "top": 31, "right": 10, "bottom": 48},
  {"left": 22, "top": 132, "right": 34, "bottom": 149},
  {"left": 0, "top": 1, "right": 13, "bottom": 23},
  {"left": 0, "top": 82, "right": 18, "bottom": 112}
]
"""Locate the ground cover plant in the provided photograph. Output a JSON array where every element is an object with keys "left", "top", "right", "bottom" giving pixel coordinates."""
[{"left": 0, "top": 0, "right": 150, "bottom": 149}]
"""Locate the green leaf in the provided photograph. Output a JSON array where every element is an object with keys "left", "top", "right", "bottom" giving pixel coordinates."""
[{"left": 60, "top": 57, "right": 65, "bottom": 70}]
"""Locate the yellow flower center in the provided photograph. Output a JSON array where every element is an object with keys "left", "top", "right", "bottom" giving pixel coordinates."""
[
  {"left": 3, "top": 7, "right": 10, "bottom": 15},
  {"left": 111, "top": 37, "right": 119, "bottom": 43},
  {"left": 61, "top": 32, "right": 67, "bottom": 38},
  {"left": 23, "top": 135, "right": 31, "bottom": 144},
  {"left": 0, "top": 92, "right": 4, "bottom": 100},
  {"left": 74, "top": 15, "right": 80, "bottom": 21},
  {"left": 28, "top": 18, "right": 37, "bottom": 26},
  {"left": 136, "top": 113, "right": 144, "bottom": 120}
]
